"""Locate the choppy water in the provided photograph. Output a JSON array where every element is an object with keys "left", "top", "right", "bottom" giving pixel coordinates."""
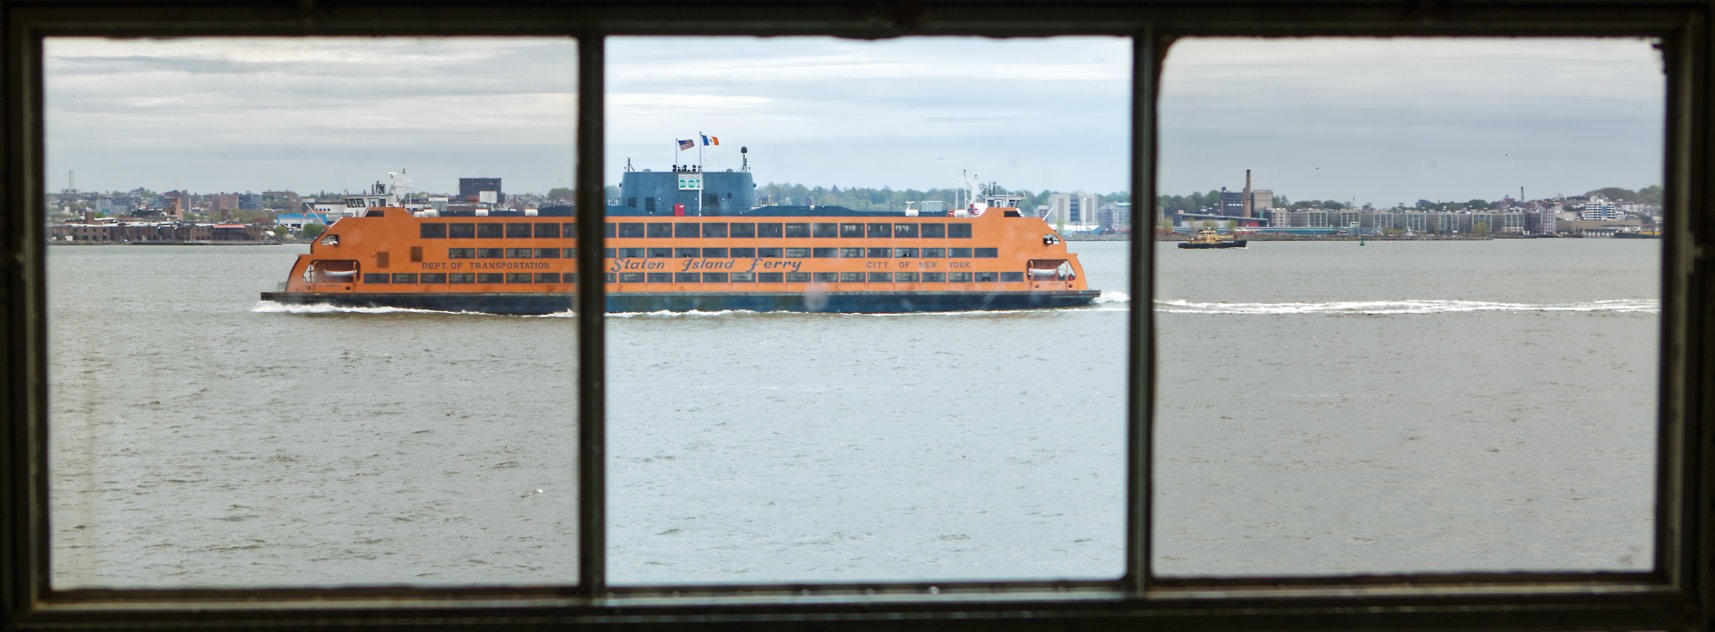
[{"left": 46, "top": 237, "right": 1657, "bottom": 588}]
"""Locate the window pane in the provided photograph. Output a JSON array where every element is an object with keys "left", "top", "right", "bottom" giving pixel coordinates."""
[
  {"left": 605, "top": 36, "right": 1129, "bottom": 584},
  {"left": 45, "top": 36, "right": 580, "bottom": 588},
  {"left": 1153, "top": 38, "right": 1661, "bottom": 576}
]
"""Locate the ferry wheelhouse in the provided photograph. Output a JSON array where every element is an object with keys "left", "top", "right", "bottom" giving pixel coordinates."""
[{"left": 260, "top": 167, "right": 1098, "bottom": 314}]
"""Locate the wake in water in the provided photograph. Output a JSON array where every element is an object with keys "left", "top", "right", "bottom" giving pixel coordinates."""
[
  {"left": 250, "top": 301, "right": 483, "bottom": 316},
  {"left": 1155, "top": 298, "right": 1658, "bottom": 315}
]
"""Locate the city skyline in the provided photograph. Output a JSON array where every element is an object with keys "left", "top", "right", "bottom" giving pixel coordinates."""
[{"left": 44, "top": 36, "right": 1662, "bottom": 206}]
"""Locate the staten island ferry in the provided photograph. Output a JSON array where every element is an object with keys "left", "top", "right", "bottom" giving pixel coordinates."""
[{"left": 260, "top": 165, "right": 1098, "bottom": 314}]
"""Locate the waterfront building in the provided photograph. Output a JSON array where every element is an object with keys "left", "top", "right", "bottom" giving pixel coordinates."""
[
  {"left": 459, "top": 177, "right": 504, "bottom": 204},
  {"left": 1045, "top": 192, "right": 1098, "bottom": 228}
]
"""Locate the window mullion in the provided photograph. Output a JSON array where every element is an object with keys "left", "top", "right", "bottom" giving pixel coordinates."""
[
  {"left": 1128, "top": 25, "right": 1158, "bottom": 596},
  {"left": 575, "top": 31, "right": 608, "bottom": 598}
]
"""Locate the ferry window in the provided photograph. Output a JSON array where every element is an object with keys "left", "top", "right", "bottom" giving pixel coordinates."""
[
  {"left": 377, "top": 251, "right": 390, "bottom": 268},
  {"left": 562, "top": 222, "right": 578, "bottom": 238},
  {"left": 701, "top": 222, "right": 728, "bottom": 238},
  {"left": 420, "top": 273, "right": 447, "bottom": 283},
  {"left": 420, "top": 223, "right": 447, "bottom": 239},
  {"left": 506, "top": 223, "right": 532, "bottom": 239},
  {"left": 476, "top": 273, "right": 505, "bottom": 284},
  {"left": 922, "top": 272, "right": 946, "bottom": 282},
  {"left": 604, "top": 273, "right": 615, "bottom": 283},
  {"left": 974, "top": 247, "right": 999, "bottom": 258},
  {"left": 730, "top": 272, "right": 755, "bottom": 282},
  {"left": 410, "top": 246, "right": 423, "bottom": 262},
  {"left": 604, "top": 222, "right": 616, "bottom": 237},
  {"left": 757, "top": 222, "right": 784, "bottom": 238},
  {"left": 703, "top": 247, "right": 729, "bottom": 258},
  {"left": 867, "top": 272, "right": 892, "bottom": 282},
  {"left": 534, "top": 273, "right": 560, "bottom": 283},
  {"left": 676, "top": 247, "right": 700, "bottom": 258},
  {"left": 866, "top": 247, "right": 889, "bottom": 258},
  {"left": 812, "top": 222, "right": 837, "bottom": 238},
  {"left": 675, "top": 272, "right": 700, "bottom": 283},
  {"left": 647, "top": 272, "right": 673, "bottom": 283},
  {"left": 784, "top": 248, "right": 810, "bottom": 258},
  {"left": 534, "top": 248, "right": 560, "bottom": 258},
  {"left": 1149, "top": 37, "right": 1663, "bottom": 579},
  {"left": 840, "top": 247, "right": 865, "bottom": 258},
  {"left": 534, "top": 223, "right": 560, "bottom": 238},
  {"left": 505, "top": 248, "right": 533, "bottom": 258},
  {"left": 896, "top": 272, "right": 918, "bottom": 282},
  {"left": 619, "top": 248, "right": 646, "bottom": 258},
  {"left": 786, "top": 272, "right": 811, "bottom": 282},
  {"left": 894, "top": 248, "right": 917, "bottom": 258},
  {"left": 477, "top": 248, "right": 505, "bottom": 259},
  {"left": 361, "top": 273, "right": 390, "bottom": 284},
  {"left": 893, "top": 223, "right": 918, "bottom": 238},
  {"left": 703, "top": 272, "right": 728, "bottom": 283},
  {"left": 974, "top": 272, "right": 998, "bottom": 282},
  {"left": 647, "top": 223, "right": 673, "bottom": 238},
  {"left": 17, "top": 18, "right": 1694, "bottom": 632},
  {"left": 867, "top": 223, "right": 891, "bottom": 238},
  {"left": 647, "top": 247, "right": 672, "bottom": 258},
  {"left": 675, "top": 222, "right": 699, "bottom": 237},
  {"left": 949, "top": 271, "right": 973, "bottom": 282},
  {"left": 626, "top": 196, "right": 638, "bottom": 208},
  {"left": 619, "top": 272, "right": 645, "bottom": 283},
  {"left": 758, "top": 272, "right": 784, "bottom": 283},
  {"left": 730, "top": 247, "right": 756, "bottom": 258},
  {"left": 447, "top": 222, "right": 475, "bottom": 238},
  {"left": 812, "top": 247, "right": 838, "bottom": 258},
  {"left": 563, "top": 248, "right": 578, "bottom": 258},
  {"left": 603, "top": 248, "right": 615, "bottom": 258},
  {"left": 729, "top": 222, "right": 756, "bottom": 237},
  {"left": 618, "top": 222, "right": 645, "bottom": 237},
  {"left": 948, "top": 222, "right": 973, "bottom": 238},
  {"left": 840, "top": 223, "right": 864, "bottom": 237},
  {"left": 391, "top": 273, "right": 419, "bottom": 283},
  {"left": 1000, "top": 272, "right": 1024, "bottom": 283},
  {"left": 478, "top": 223, "right": 504, "bottom": 238},
  {"left": 448, "top": 273, "right": 474, "bottom": 284},
  {"left": 839, "top": 272, "right": 865, "bottom": 282},
  {"left": 948, "top": 247, "right": 973, "bottom": 258},
  {"left": 813, "top": 272, "right": 838, "bottom": 282},
  {"left": 784, "top": 223, "right": 811, "bottom": 237},
  {"left": 758, "top": 247, "right": 782, "bottom": 258},
  {"left": 565, "top": 272, "right": 578, "bottom": 283},
  {"left": 921, "top": 247, "right": 945, "bottom": 258},
  {"left": 921, "top": 223, "right": 946, "bottom": 238}
]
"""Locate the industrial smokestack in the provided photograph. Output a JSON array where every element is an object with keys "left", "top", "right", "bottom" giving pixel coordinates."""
[{"left": 1243, "top": 169, "right": 1253, "bottom": 220}]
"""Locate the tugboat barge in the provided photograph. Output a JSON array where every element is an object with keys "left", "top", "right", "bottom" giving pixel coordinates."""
[{"left": 260, "top": 164, "right": 1097, "bottom": 314}]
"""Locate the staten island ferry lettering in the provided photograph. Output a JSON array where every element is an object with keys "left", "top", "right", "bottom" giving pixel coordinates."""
[{"left": 260, "top": 161, "right": 1098, "bottom": 315}]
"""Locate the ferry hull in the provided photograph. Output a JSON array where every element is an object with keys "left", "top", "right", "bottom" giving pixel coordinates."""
[
  {"left": 260, "top": 290, "right": 1102, "bottom": 315},
  {"left": 1177, "top": 240, "right": 1247, "bottom": 249}
]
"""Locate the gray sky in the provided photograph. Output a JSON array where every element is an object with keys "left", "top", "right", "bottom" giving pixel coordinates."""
[{"left": 44, "top": 36, "right": 1661, "bottom": 206}]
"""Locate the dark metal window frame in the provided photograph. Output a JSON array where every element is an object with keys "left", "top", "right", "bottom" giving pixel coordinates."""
[{"left": 2, "top": 1, "right": 1709, "bottom": 631}]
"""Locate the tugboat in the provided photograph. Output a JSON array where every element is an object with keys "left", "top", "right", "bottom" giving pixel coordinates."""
[{"left": 1177, "top": 228, "right": 1247, "bottom": 249}]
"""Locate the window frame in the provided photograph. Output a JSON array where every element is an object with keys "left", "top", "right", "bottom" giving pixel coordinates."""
[{"left": 3, "top": 2, "right": 1709, "bottom": 631}]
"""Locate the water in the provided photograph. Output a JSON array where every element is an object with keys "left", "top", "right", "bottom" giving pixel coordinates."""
[{"left": 45, "top": 237, "right": 1656, "bottom": 588}]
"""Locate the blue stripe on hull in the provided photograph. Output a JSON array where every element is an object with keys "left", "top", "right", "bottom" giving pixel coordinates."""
[{"left": 259, "top": 291, "right": 1100, "bottom": 315}]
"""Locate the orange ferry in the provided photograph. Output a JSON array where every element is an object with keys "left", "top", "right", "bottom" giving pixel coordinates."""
[{"left": 260, "top": 166, "right": 1097, "bottom": 314}]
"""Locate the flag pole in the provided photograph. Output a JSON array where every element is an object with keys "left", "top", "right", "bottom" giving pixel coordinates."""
[{"left": 697, "top": 131, "right": 705, "bottom": 216}]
